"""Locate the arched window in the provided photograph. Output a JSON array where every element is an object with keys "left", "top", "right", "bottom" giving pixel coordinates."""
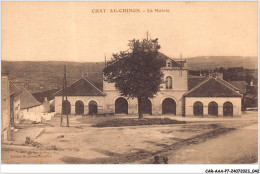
[{"left": 166, "top": 76, "right": 172, "bottom": 89}]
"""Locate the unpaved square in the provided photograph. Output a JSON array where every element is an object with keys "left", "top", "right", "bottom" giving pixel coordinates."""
[{"left": 2, "top": 112, "right": 258, "bottom": 164}]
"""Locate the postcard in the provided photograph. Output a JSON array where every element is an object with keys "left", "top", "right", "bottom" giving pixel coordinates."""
[{"left": 1, "top": 1, "right": 258, "bottom": 173}]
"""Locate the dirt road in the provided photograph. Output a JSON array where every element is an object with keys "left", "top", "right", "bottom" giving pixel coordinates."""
[
  {"left": 2, "top": 113, "right": 258, "bottom": 164},
  {"left": 167, "top": 123, "right": 258, "bottom": 164}
]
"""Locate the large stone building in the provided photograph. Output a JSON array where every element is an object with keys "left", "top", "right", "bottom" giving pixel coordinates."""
[{"left": 54, "top": 53, "right": 242, "bottom": 117}]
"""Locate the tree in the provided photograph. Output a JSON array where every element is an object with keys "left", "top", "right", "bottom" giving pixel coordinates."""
[{"left": 103, "top": 38, "right": 165, "bottom": 118}]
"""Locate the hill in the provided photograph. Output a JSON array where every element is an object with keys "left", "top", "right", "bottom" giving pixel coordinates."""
[
  {"left": 2, "top": 61, "right": 105, "bottom": 93},
  {"left": 186, "top": 56, "right": 258, "bottom": 70},
  {"left": 2, "top": 56, "right": 258, "bottom": 93}
]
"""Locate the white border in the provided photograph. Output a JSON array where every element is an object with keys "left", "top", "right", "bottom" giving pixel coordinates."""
[
  {"left": 1, "top": 164, "right": 259, "bottom": 173},
  {"left": 1, "top": 1, "right": 259, "bottom": 174}
]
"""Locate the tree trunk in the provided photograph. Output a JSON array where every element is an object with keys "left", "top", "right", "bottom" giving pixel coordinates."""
[{"left": 138, "top": 97, "right": 143, "bottom": 119}]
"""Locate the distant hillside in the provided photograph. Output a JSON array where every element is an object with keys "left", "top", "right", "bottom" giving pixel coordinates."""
[
  {"left": 2, "top": 61, "right": 105, "bottom": 93},
  {"left": 186, "top": 56, "right": 258, "bottom": 70},
  {"left": 2, "top": 56, "right": 258, "bottom": 93}
]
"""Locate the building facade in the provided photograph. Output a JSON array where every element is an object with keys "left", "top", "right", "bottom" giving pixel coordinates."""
[
  {"left": 1, "top": 74, "right": 12, "bottom": 141},
  {"left": 54, "top": 53, "right": 242, "bottom": 117}
]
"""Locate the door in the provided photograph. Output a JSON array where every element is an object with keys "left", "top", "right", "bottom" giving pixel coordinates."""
[
  {"left": 89, "top": 100, "right": 97, "bottom": 115},
  {"left": 223, "top": 102, "right": 233, "bottom": 116},
  {"left": 75, "top": 100, "right": 84, "bottom": 115},
  {"left": 142, "top": 98, "right": 152, "bottom": 115},
  {"left": 162, "top": 98, "right": 176, "bottom": 115},
  {"left": 62, "top": 100, "right": 71, "bottom": 115},
  {"left": 193, "top": 101, "right": 203, "bottom": 116},
  {"left": 115, "top": 97, "right": 128, "bottom": 114},
  {"left": 208, "top": 102, "right": 218, "bottom": 116}
]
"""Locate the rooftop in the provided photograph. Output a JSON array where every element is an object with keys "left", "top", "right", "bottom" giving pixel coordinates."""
[
  {"left": 184, "top": 77, "right": 242, "bottom": 98},
  {"left": 53, "top": 77, "right": 106, "bottom": 96}
]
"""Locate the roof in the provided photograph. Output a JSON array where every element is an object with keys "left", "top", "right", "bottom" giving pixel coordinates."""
[
  {"left": 184, "top": 77, "right": 242, "bottom": 98},
  {"left": 19, "top": 88, "right": 42, "bottom": 109},
  {"left": 188, "top": 75, "right": 207, "bottom": 90},
  {"left": 9, "top": 81, "right": 21, "bottom": 96},
  {"left": 215, "top": 77, "right": 239, "bottom": 91},
  {"left": 32, "top": 89, "right": 59, "bottom": 103},
  {"left": 244, "top": 93, "right": 258, "bottom": 100},
  {"left": 157, "top": 52, "right": 183, "bottom": 68},
  {"left": 229, "top": 81, "right": 248, "bottom": 94},
  {"left": 53, "top": 77, "right": 106, "bottom": 96}
]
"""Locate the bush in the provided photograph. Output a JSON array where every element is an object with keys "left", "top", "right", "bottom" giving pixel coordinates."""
[{"left": 93, "top": 118, "right": 185, "bottom": 127}]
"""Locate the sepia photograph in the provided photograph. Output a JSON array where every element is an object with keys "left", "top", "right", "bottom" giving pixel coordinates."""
[{"left": 1, "top": 1, "right": 258, "bottom": 171}]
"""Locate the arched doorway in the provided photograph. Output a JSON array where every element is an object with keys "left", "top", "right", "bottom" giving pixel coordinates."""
[
  {"left": 62, "top": 100, "right": 71, "bottom": 115},
  {"left": 223, "top": 102, "right": 233, "bottom": 116},
  {"left": 162, "top": 98, "right": 176, "bottom": 115},
  {"left": 208, "top": 102, "right": 218, "bottom": 116},
  {"left": 115, "top": 97, "right": 128, "bottom": 114},
  {"left": 142, "top": 98, "right": 152, "bottom": 115},
  {"left": 75, "top": 100, "right": 84, "bottom": 115},
  {"left": 193, "top": 101, "right": 203, "bottom": 116},
  {"left": 89, "top": 100, "right": 97, "bottom": 115}
]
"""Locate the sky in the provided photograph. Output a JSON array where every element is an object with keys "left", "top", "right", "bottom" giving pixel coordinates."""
[{"left": 2, "top": 1, "right": 258, "bottom": 62}]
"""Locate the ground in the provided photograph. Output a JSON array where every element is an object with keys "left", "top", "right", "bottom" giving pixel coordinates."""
[{"left": 1, "top": 111, "right": 258, "bottom": 164}]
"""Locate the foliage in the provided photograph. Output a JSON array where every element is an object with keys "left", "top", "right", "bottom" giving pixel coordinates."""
[
  {"left": 93, "top": 118, "right": 186, "bottom": 127},
  {"left": 103, "top": 38, "right": 165, "bottom": 118}
]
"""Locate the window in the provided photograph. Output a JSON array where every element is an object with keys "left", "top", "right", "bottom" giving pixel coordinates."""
[
  {"left": 166, "top": 76, "right": 172, "bottom": 89},
  {"left": 166, "top": 60, "right": 171, "bottom": 67}
]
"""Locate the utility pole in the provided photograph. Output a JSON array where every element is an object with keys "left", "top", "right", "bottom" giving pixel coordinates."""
[
  {"left": 180, "top": 52, "right": 183, "bottom": 76},
  {"left": 64, "top": 65, "right": 69, "bottom": 127},
  {"left": 105, "top": 53, "right": 107, "bottom": 67},
  {"left": 60, "top": 78, "right": 64, "bottom": 127}
]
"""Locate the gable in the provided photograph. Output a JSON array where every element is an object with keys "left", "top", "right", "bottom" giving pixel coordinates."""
[
  {"left": 19, "top": 88, "right": 42, "bottom": 109},
  {"left": 184, "top": 77, "right": 242, "bottom": 98},
  {"left": 215, "top": 77, "right": 239, "bottom": 91},
  {"left": 54, "top": 77, "right": 106, "bottom": 96},
  {"left": 157, "top": 52, "right": 182, "bottom": 68}
]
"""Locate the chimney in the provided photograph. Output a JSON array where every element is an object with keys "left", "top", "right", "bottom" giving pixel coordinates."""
[
  {"left": 44, "top": 97, "right": 48, "bottom": 102},
  {"left": 250, "top": 80, "right": 254, "bottom": 86}
]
